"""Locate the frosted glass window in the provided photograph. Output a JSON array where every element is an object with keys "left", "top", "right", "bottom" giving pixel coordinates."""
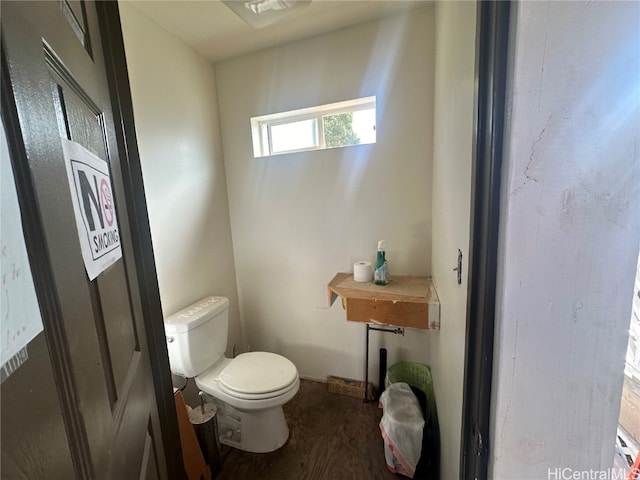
[{"left": 270, "top": 118, "right": 318, "bottom": 154}]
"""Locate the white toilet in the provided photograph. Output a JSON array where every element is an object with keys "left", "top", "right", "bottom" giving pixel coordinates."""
[{"left": 164, "top": 296, "right": 300, "bottom": 453}]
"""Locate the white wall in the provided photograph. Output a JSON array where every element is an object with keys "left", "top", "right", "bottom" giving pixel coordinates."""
[
  {"left": 118, "top": 3, "right": 243, "bottom": 356},
  {"left": 429, "top": 2, "right": 477, "bottom": 479},
  {"left": 216, "top": 8, "right": 436, "bottom": 383},
  {"left": 491, "top": 1, "right": 640, "bottom": 478}
]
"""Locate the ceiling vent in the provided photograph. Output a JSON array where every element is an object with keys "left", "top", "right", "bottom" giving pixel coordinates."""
[{"left": 222, "top": 0, "right": 311, "bottom": 28}]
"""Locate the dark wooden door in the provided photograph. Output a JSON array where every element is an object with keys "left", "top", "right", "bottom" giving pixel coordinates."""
[{"left": 1, "top": 2, "right": 179, "bottom": 478}]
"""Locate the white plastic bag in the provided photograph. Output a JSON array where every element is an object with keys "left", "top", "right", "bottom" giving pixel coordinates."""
[{"left": 379, "top": 382, "right": 424, "bottom": 478}]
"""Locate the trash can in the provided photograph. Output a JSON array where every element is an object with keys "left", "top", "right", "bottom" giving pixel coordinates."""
[
  {"left": 379, "top": 382, "right": 426, "bottom": 477},
  {"left": 384, "top": 362, "right": 440, "bottom": 480},
  {"left": 188, "top": 395, "right": 221, "bottom": 478}
]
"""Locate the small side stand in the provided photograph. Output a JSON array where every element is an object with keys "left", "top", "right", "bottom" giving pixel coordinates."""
[{"left": 364, "top": 324, "right": 404, "bottom": 402}]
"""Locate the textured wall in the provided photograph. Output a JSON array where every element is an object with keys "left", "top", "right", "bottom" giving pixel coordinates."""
[{"left": 491, "top": 2, "right": 640, "bottom": 477}]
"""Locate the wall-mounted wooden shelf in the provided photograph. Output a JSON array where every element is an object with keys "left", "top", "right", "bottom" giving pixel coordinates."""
[{"left": 327, "top": 272, "right": 440, "bottom": 330}]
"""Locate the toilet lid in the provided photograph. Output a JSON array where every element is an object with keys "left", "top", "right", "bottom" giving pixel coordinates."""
[{"left": 219, "top": 352, "right": 298, "bottom": 395}]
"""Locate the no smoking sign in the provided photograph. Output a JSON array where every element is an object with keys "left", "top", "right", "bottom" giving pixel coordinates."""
[{"left": 62, "top": 139, "right": 122, "bottom": 280}]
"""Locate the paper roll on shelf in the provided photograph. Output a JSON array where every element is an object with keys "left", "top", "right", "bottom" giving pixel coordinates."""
[{"left": 353, "top": 261, "right": 372, "bottom": 282}]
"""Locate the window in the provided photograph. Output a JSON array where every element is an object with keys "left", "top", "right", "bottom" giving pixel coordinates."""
[{"left": 251, "top": 96, "right": 376, "bottom": 157}]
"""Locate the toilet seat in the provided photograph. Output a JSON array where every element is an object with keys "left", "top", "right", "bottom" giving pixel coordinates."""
[
  {"left": 196, "top": 352, "right": 298, "bottom": 402},
  {"left": 218, "top": 376, "right": 298, "bottom": 400},
  {"left": 218, "top": 352, "right": 298, "bottom": 399}
]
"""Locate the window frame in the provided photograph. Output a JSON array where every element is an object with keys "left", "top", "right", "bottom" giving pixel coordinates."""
[{"left": 251, "top": 96, "right": 376, "bottom": 157}]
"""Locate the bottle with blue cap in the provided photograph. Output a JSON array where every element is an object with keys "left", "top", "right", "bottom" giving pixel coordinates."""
[{"left": 374, "top": 240, "right": 390, "bottom": 285}]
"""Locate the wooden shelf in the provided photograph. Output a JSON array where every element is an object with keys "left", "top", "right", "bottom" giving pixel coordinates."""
[{"left": 327, "top": 272, "right": 440, "bottom": 330}]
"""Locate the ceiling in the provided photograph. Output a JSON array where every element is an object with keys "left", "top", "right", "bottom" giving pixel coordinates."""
[{"left": 127, "top": 0, "right": 430, "bottom": 63}]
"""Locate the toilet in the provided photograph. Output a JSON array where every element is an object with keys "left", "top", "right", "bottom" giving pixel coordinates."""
[{"left": 164, "top": 296, "right": 300, "bottom": 453}]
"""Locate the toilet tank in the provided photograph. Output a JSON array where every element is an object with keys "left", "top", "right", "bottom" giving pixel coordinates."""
[{"left": 164, "top": 296, "right": 229, "bottom": 378}]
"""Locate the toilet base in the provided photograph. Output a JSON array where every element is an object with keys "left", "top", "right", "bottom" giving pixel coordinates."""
[{"left": 212, "top": 398, "right": 290, "bottom": 453}]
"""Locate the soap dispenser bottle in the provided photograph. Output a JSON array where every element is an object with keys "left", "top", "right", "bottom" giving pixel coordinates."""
[{"left": 374, "top": 240, "right": 389, "bottom": 285}]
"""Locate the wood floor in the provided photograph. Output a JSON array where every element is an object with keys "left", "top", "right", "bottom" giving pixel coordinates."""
[{"left": 216, "top": 379, "right": 397, "bottom": 480}]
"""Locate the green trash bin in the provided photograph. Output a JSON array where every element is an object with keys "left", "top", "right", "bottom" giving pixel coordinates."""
[{"left": 385, "top": 362, "right": 440, "bottom": 480}]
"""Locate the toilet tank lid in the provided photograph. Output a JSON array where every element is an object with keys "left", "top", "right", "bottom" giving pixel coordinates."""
[{"left": 164, "top": 296, "right": 229, "bottom": 333}]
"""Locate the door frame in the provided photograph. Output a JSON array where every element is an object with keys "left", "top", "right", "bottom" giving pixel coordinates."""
[
  {"left": 95, "top": 4, "right": 182, "bottom": 477},
  {"left": 460, "top": 1, "right": 512, "bottom": 479}
]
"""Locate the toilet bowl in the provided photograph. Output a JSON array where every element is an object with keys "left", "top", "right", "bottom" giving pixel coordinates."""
[
  {"left": 196, "top": 352, "right": 299, "bottom": 452},
  {"left": 164, "top": 297, "right": 299, "bottom": 453}
]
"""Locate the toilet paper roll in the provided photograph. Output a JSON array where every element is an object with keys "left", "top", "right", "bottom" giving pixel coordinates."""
[{"left": 353, "top": 261, "right": 372, "bottom": 282}]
